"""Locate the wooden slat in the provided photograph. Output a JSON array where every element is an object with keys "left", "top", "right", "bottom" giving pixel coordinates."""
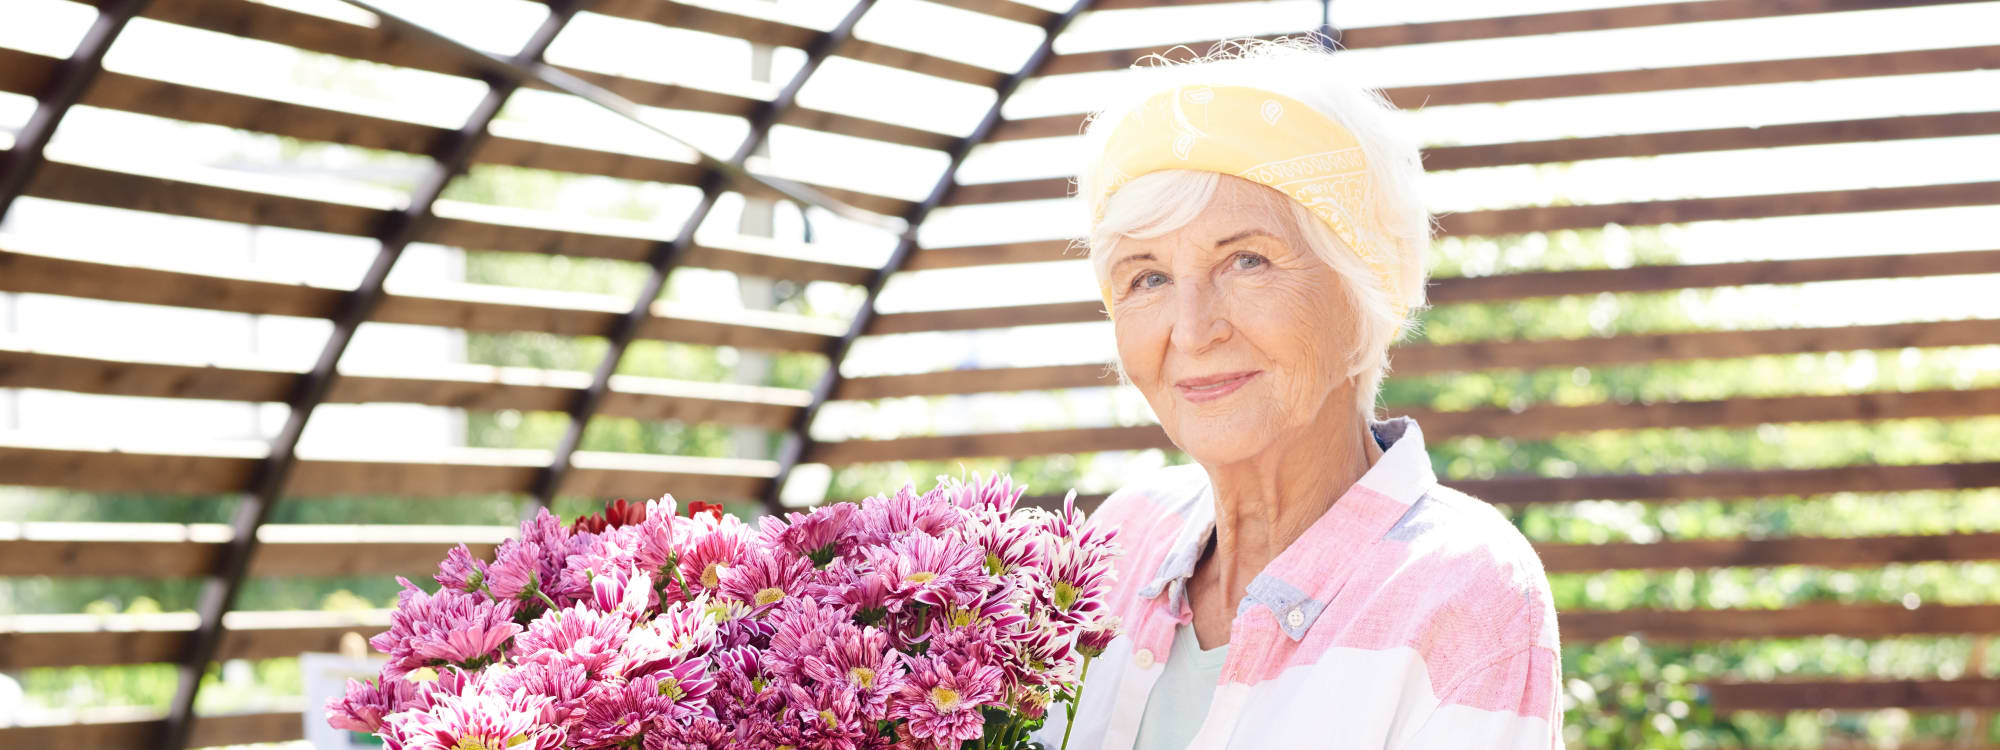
[
  {"left": 0, "top": 249, "right": 842, "bottom": 353},
  {"left": 925, "top": 0, "right": 1058, "bottom": 26},
  {"left": 1560, "top": 603, "right": 2000, "bottom": 643},
  {"left": 1537, "top": 531, "right": 2000, "bottom": 571},
  {"left": 0, "top": 443, "right": 775, "bottom": 501},
  {"left": 947, "top": 111, "right": 2000, "bottom": 205},
  {"left": 1428, "top": 247, "right": 2000, "bottom": 304},
  {"left": 0, "top": 347, "right": 808, "bottom": 429},
  {"left": 0, "top": 610, "right": 390, "bottom": 668},
  {"left": 836, "top": 318, "right": 2000, "bottom": 398},
  {"left": 903, "top": 239, "right": 1076, "bottom": 270},
  {"left": 992, "top": 45, "right": 2000, "bottom": 141},
  {"left": 805, "top": 386, "right": 2000, "bottom": 463},
  {"left": 0, "top": 537, "right": 496, "bottom": 579},
  {"left": 1470, "top": 462, "right": 2000, "bottom": 506},
  {"left": 1706, "top": 679, "right": 2000, "bottom": 711},
  {"left": 0, "top": 711, "right": 300, "bottom": 748},
  {"left": 1437, "top": 181, "right": 2000, "bottom": 238},
  {"left": 134, "top": 0, "right": 956, "bottom": 152},
  {"left": 580, "top": 0, "right": 1008, "bottom": 88},
  {"left": 872, "top": 248, "right": 2000, "bottom": 331},
  {"left": 1047, "top": 0, "right": 1990, "bottom": 76}
]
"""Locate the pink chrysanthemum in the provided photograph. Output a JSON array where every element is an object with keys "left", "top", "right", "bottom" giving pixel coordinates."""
[
  {"left": 433, "top": 544, "right": 488, "bottom": 594},
  {"left": 372, "top": 578, "right": 523, "bottom": 678},
  {"left": 716, "top": 547, "right": 816, "bottom": 612},
  {"left": 325, "top": 673, "right": 427, "bottom": 734},
  {"left": 941, "top": 473, "right": 1028, "bottom": 514},
  {"left": 379, "top": 684, "right": 558, "bottom": 750},
  {"left": 892, "top": 652, "right": 1004, "bottom": 744},
  {"left": 677, "top": 511, "right": 755, "bottom": 593},
  {"left": 512, "top": 602, "right": 630, "bottom": 678},
  {"left": 1037, "top": 534, "right": 1118, "bottom": 626},
  {"left": 759, "top": 500, "right": 860, "bottom": 568},
  {"left": 866, "top": 532, "right": 987, "bottom": 613},
  {"left": 854, "top": 484, "right": 964, "bottom": 546}
]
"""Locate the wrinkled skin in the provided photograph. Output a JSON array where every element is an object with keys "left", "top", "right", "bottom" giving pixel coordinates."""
[{"left": 1100, "top": 174, "right": 1381, "bottom": 650}]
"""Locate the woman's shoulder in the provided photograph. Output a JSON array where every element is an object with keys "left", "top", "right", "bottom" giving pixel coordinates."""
[{"left": 1375, "top": 482, "right": 1559, "bottom": 651}]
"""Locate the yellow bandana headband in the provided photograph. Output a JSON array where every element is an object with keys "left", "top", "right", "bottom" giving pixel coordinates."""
[{"left": 1086, "top": 84, "right": 1402, "bottom": 319}]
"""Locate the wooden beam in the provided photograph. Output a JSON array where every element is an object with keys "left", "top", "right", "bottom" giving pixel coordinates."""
[
  {"left": 1537, "top": 531, "right": 2000, "bottom": 571},
  {"left": 0, "top": 249, "right": 844, "bottom": 353},
  {"left": 1706, "top": 679, "right": 2000, "bottom": 711},
  {"left": 0, "top": 347, "right": 809, "bottom": 429},
  {"left": 0, "top": 712, "right": 300, "bottom": 748},
  {"left": 1045, "top": 0, "right": 1991, "bottom": 76},
  {"left": 763, "top": 0, "right": 1099, "bottom": 510},
  {"left": 529, "top": 0, "right": 886, "bottom": 512},
  {"left": 991, "top": 45, "right": 2000, "bottom": 141},
  {"left": 1436, "top": 181, "right": 2000, "bottom": 238},
  {"left": 903, "top": 239, "right": 1076, "bottom": 270},
  {"left": 0, "top": 442, "right": 776, "bottom": 500},
  {"left": 1560, "top": 603, "right": 2000, "bottom": 643},
  {"left": 945, "top": 111, "right": 2000, "bottom": 205},
  {"left": 0, "top": 610, "right": 391, "bottom": 668},
  {"left": 835, "top": 318, "right": 2000, "bottom": 398},
  {"left": 136, "top": 0, "right": 958, "bottom": 151},
  {"left": 157, "top": 6, "right": 589, "bottom": 744},
  {"left": 0, "top": 0, "right": 146, "bottom": 223},
  {"left": 924, "top": 0, "right": 1057, "bottom": 26},
  {"left": 867, "top": 249, "right": 2000, "bottom": 332},
  {"left": 804, "top": 386, "right": 2000, "bottom": 463}
]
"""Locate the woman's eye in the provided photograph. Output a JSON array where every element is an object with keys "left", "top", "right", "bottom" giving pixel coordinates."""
[
  {"left": 1131, "top": 271, "right": 1168, "bottom": 290},
  {"left": 1233, "top": 253, "right": 1266, "bottom": 270}
]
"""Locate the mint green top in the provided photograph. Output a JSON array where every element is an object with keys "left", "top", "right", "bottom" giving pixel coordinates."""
[{"left": 1131, "top": 621, "right": 1230, "bottom": 750}]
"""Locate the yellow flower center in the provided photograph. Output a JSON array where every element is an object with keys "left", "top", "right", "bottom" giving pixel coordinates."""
[
  {"left": 1053, "top": 581, "right": 1079, "bottom": 611},
  {"left": 451, "top": 737, "right": 526, "bottom": 750},
  {"left": 701, "top": 562, "right": 722, "bottom": 588},
  {"left": 949, "top": 608, "right": 976, "bottom": 628},
  {"left": 849, "top": 666, "right": 876, "bottom": 688},
  {"left": 754, "top": 587, "right": 786, "bottom": 606},
  {"left": 906, "top": 571, "right": 938, "bottom": 584},
  {"left": 819, "top": 709, "right": 837, "bottom": 728},
  {"left": 657, "top": 676, "right": 684, "bottom": 700},
  {"left": 930, "top": 686, "right": 962, "bottom": 712}
]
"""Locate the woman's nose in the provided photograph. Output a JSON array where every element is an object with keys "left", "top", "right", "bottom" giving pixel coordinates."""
[{"left": 1168, "top": 281, "right": 1231, "bottom": 354}]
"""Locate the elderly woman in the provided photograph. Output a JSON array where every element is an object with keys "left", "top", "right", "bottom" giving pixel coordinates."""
[{"left": 1028, "top": 41, "right": 1563, "bottom": 749}]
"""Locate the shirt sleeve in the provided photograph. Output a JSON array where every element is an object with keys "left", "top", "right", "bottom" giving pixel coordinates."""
[{"left": 1396, "top": 644, "right": 1564, "bottom": 750}]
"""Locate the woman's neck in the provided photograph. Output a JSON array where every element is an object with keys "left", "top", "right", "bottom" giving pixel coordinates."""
[{"left": 1195, "top": 392, "right": 1382, "bottom": 621}]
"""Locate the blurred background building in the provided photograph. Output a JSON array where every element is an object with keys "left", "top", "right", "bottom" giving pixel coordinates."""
[{"left": 1, "top": 0, "right": 1998, "bottom": 747}]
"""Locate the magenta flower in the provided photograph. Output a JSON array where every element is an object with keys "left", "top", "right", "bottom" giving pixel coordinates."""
[
  {"left": 372, "top": 578, "right": 523, "bottom": 678},
  {"left": 325, "top": 673, "right": 426, "bottom": 734},
  {"left": 892, "top": 652, "right": 1004, "bottom": 744},
  {"left": 866, "top": 532, "right": 987, "bottom": 613},
  {"left": 512, "top": 603, "right": 629, "bottom": 678},
  {"left": 855, "top": 483, "right": 964, "bottom": 546},
  {"left": 941, "top": 473, "right": 1028, "bottom": 514},
  {"left": 433, "top": 544, "right": 488, "bottom": 594},
  {"left": 1037, "top": 535, "right": 1118, "bottom": 626},
  {"left": 759, "top": 500, "right": 859, "bottom": 567},
  {"left": 379, "top": 684, "right": 557, "bottom": 750},
  {"left": 678, "top": 511, "right": 755, "bottom": 592},
  {"left": 716, "top": 548, "right": 816, "bottom": 612}
]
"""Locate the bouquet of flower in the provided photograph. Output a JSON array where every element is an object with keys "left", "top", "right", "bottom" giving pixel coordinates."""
[{"left": 327, "top": 475, "right": 1122, "bottom": 750}]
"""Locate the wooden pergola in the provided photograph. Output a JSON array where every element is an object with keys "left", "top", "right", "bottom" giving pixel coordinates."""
[{"left": 1, "top": 0, "right": 1998, "bottom": 747}]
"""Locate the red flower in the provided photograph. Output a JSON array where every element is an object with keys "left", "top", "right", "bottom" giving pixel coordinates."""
[{"left": 685, "top": 501, "right": 726, "bottom": 521}]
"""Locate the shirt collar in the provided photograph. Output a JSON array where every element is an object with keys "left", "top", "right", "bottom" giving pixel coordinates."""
[{"left": 1136, "top": 416, "right": 1438, "bottom": 640}]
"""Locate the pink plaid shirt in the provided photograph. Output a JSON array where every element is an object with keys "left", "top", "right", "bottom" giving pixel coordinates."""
[{"left": 1032, "top": 417, "right": 1563, "bottom": 749}]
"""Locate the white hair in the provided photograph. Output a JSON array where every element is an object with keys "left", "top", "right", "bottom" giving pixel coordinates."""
[{"left": 1078, "top": 38, "right": 1434, "bottom": 415}]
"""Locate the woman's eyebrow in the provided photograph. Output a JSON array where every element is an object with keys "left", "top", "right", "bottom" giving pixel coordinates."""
[
  {"left": 1109, "top": 252, "right": 1156, "bottom": 273},
  {"left": 1213, "top": 229, "right": 1279, "bottom": 247}
]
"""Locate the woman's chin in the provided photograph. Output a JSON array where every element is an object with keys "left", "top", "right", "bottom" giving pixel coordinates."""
[{"left": 1165, "top": 420, "right": 1276, "bottom": 466}]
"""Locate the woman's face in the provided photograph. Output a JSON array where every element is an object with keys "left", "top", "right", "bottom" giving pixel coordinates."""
[{"left": 1103, "top": 176, "right": 1358, "bottom": 465}]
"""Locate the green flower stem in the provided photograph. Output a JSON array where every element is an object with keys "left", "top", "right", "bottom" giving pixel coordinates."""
[{"left": 1061, "top": 655, "right": 1092, "bottom": 750}]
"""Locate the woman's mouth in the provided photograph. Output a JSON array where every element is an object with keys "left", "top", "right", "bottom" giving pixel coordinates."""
[{"left": 1175, "top": 371, "right": 1259, "bottom": 403}]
